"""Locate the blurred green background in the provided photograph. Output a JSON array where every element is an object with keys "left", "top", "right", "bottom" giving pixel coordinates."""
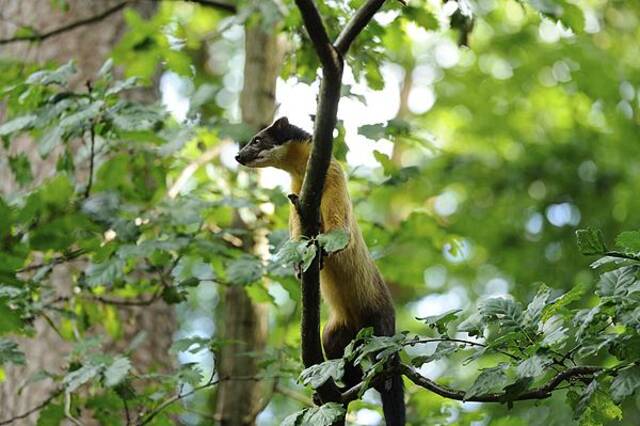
[{"left": 0, "top": 0, "right": 639, "bottom": 424}]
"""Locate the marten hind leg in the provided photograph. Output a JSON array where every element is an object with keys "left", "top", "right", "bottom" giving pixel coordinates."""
[{"left": 322, "top": 320, "right": 362, "bottom": 390}]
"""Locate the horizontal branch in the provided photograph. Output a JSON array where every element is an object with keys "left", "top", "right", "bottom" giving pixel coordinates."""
[
  {"left": 0, "top": 2, "right": 128, "bottom": 45},
  {"left": 335, "top": 0, "right": 386, "bottom": 55},
  {"left": 341, "top": 364, "right": 603, "bottom": 404},
  {"left": 399, "top": 364, "right": 602, "bottom": 402}
]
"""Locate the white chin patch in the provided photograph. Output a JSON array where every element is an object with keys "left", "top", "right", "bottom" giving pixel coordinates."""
[{"left": 247, "top": 155, "right": 268, "bottom": 167}]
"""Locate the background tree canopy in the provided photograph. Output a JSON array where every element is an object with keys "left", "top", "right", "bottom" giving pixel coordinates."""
[{"left": 0, "top": 0, "right": 639, "bottom": 425}]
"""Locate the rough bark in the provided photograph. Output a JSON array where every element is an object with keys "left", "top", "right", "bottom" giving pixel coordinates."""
[
  {"left": 0, "top": 1, "right": 174, "bottom": 422},
  {"left": 213, "top": 21, "right": 283, "bottom": 425}
]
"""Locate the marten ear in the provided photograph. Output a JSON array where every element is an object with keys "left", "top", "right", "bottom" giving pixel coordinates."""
[{"left": 273, "top": 116, "right": 289, "bottom": 129}]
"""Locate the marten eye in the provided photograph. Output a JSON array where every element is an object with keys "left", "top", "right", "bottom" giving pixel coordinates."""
[{"left": 253, "top": 137, "right": 262, "bottom": 144}]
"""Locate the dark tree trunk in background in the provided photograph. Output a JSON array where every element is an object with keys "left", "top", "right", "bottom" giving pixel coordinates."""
[
  {"left": 214, "top": 22, "right": 283, "bottom": 425},
  {"left": 0, "top": 0, "right": 174, "bottom": 421}
]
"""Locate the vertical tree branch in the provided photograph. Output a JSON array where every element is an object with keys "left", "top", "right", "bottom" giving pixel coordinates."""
[{"left": 292, "top": 0, "right": 389, "bottom": 405}]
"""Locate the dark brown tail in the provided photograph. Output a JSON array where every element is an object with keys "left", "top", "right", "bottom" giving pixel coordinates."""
[{"left": 378, "top": 366, "right": 405, "bottom": 426}]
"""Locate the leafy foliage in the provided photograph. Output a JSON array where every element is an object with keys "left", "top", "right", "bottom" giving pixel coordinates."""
[{"left": 1, "top": 0, "right": 639, "bottom": 424}]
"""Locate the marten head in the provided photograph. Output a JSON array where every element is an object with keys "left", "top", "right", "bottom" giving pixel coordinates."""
[{"left": 235, "top": 117, "right": 311, "bottom": 170}]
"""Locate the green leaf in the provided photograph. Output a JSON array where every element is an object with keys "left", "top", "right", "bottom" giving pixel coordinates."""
[
  {"left": 64, "top": 363, "right": 102, "bottom": 392},
  {"left": 105, "top": 77, "right": 139, "bottom": 96},
  {"left": 574, "top": 379, "right": 598, "bottom": 419},
  {"left": 615, "top": 230, "right": 640, "bottom": 253},
  {"left": 610, "top": 366, "right": 640, "bottom": 403},
  {"left": 245, "top": 283, "right": 276, "bottom": 304},
  {"left": 171, "top": 336, "right": 214, "bottom": 354},
  {"left": 576, "top": 228, "right": 607, "bottom": 255},
  {"left": 317, "top": 229, "right": 350, "bottom": 253},
  {"left": 458, "top": 312, "right": 484, "bottom": 337},
  {"left": 271, "top": 239, "right": 318, "bottom": 273},
  {"left": 299, "top": 359, "right": 345, "bottom": 389},
  {"left": 541, "top": 316, "right": 568, "bottom": 348},
  {"left": 541, "top": 282, "right": 586, "bottom": 322},
  {"left": 59, "top": 101, "right": 103, "bottom": 130},
  {"left": 373, "top": 150, "right": 397, "bottom": 176},
  {"left": 0, "top": 339, "right": 25, "bottom": 366},
  {"left": 97, "top": 58, "right": 114, "bottom": 78},
  {"left": 177, "top": 363, "right": 204, "bottom": 386},
  {"left": 404, "top": 5, "right": 439, "bottom": 30},
  {"left": 282, "top": 410, "right": 304, "bottom": 426},
  {"left": 26, "top": 61, "right": 76, "bottom": 86},
  {"left": 171, "top": 255, "right": 214, "bottom": 283},
  {"left": 417, "top": 309, "right": 461, "bottom": 334},
  {"left": 301, "top": 244, "right": 317, "bottom": 272},
  {"left": 353, "top": 334, "right": 403, "bottom": 365},
  {"left": 37, "top": 403, "right": 65, "bottom": 426},
  {"left": 479, "top": 298, "right": 523, "bottom": 332},
  {"left": 13, "top": 25, "right": 37, "bottom": 38},
  {"left": 358, "top": 123, "right": 387, "bottom": 140},
  {"left": 85, "top": 257, "right": 124, "bottom": 287},
  {"left": 576, "top": 387, "right": 622, "bottom": 425},
  {"left": 227, "top": 255, "right": 263, "bottom": 285},
  {"left": 523, "top": 285, "right": 551, "bottom": 326},
  {"left": 411, "top": 341, "right": 458, "bottom": 366},
  {"left": 8, "top": 153, "right": 33, "bottom": 186},
  {"left": 0, "top": 302, "right": 24, "bottom": 335},
  {"left": 597, "top": 266, "right": 639, "bottom": 297},
  {"left": 466, "top": 364, "right": 510, "bottom": 399},
  {"left": 286, "top": 403, "right": 346, "bottom": 426},
  {"left": 557, "top": 2, "right": 584, "bottom": 33},
  {"left": 516, "top": 355, "right": 550, "bottom": 378},
  {"left": 0, "top": 114, "right": 37, "bottom": 136},
  {"left": 103, "top": 356, "right": 131, "bottom": 387}
]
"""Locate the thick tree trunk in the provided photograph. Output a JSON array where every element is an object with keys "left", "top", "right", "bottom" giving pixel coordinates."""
[
  {"left": 0, "top": 1, "right": 174, "bottom": 422},
  {"left": 213, "top": 22, "right": 283, "bottom": 425}
]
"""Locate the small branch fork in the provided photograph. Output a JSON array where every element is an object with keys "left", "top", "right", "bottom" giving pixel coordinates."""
[{"left": 291, "top": 0, "right": 397, "bottom": 405}]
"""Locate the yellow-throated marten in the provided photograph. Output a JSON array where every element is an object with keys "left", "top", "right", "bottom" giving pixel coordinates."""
[{"left": 236, "top": 117, "right": 405, "bottom": 425}]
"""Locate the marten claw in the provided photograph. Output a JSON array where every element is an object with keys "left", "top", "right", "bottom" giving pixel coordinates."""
[{"left": 294, "top": 262, "right": 302, "bottom": 280}]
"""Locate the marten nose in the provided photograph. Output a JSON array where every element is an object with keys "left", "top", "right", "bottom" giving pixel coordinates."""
[{"left": 235, "top": 154, "right": 244, "bottom": 164}]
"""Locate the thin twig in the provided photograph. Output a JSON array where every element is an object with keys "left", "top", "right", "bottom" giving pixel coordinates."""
[
  {"left": 17, "top": 249, "right": 86, "bottom": 273},
  {"left": 0, "top": 389, "right": 63, "bottom": 425},
  {"left": 123, "top": 398, "right": 131, "bottom": 426},
  {"left": 161, "top": 0, "right": 237, "bottom": 13},
  {"left": 334, "top": 0, "right": 386, "bottom": 55},
  {"left": 406, "top": 337, "right": 520, "bottom": 361},
  {"left": 0, "top": 2, "right": 128, "bottom": 45},
  {"left": 137, "top": 374, "right": 285, "bottom": 426},
  {"left": 603, "top": 251, "right": 640, "bottom": 262},
  {"left": 84, "top": 82, "right": 96, "bottom": 199}
]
